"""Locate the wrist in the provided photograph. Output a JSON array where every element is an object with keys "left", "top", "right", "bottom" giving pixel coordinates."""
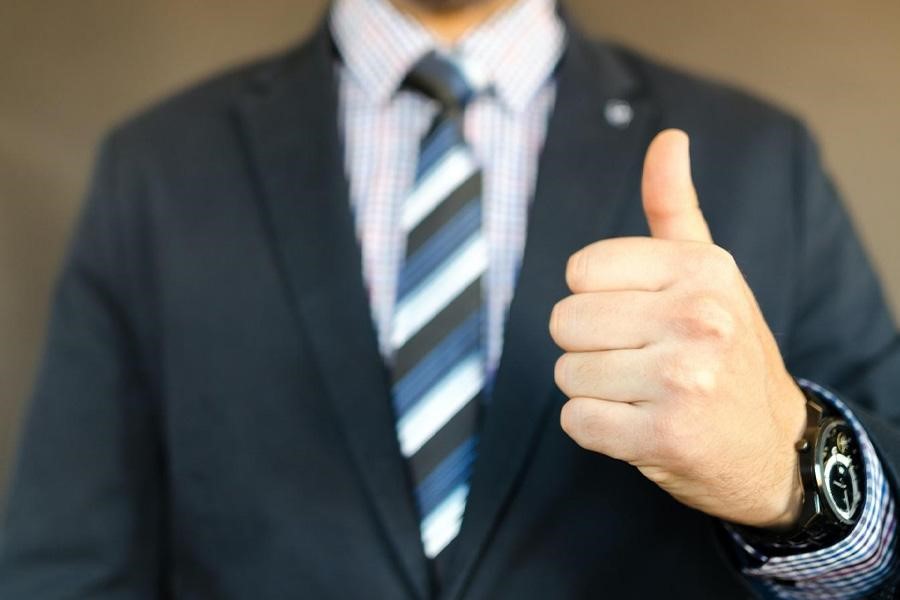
[
  {"left": 734, "top": 385, "right": 865, "bottom": 554},
  {"left": 758, "top": 379, "right": 807, "bottom": 530},
  {"left": 761, "top": 465, "right": 804, "bottom": 531}
]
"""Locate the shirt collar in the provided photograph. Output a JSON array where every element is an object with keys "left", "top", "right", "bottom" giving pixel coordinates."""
[{"left": 330, "top": 0, "right": 566, "bottom": 114}]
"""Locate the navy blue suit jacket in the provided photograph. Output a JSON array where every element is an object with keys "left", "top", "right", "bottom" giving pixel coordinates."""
[{"left": 2, "top": 17, "right": 899, "bottom": 599}]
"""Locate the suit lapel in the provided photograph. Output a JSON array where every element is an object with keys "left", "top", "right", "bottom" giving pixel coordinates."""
[
  {"left": 443, "top": 29, "right": 659, "bottom": 599},
  {"left": 234, "top": 24, "right": 430, "bottom": 600}
]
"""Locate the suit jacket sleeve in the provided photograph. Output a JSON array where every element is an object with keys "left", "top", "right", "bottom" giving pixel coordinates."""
[
  {"left": 0, "top": 133, "right": 164, "bottom": 598},
  {"left": 785, "top": 121, "right": 900, "bottom": 490}
]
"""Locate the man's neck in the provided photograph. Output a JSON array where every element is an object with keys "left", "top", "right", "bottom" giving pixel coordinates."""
[{"left": 389, "top": 0, "right": 516, "bottom": 44}]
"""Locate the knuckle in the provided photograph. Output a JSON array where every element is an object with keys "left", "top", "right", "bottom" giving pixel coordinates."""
[
  {"left": 579, "top": 409, "right": 606, "bottom": 445},
  {"left": 554, "top": 354, "right": 571, "bottom": 393},
  {"left": 561, "top": 400, "right": 603, "bottom": 447},
  {"left": 550, "top": 296, "right": 579, "bottom": 344},
  {"left": 712, "top": 244, "right": 738, "bottom": 269},
  {"left": 659, "top": 354, "right": 690, "bottom": 395},
  {"left": 701, "top": 245, "right": 738, "bottom": 277},
  {"left": 566, "top": 250, "right": 589, "bottom": 292},
  {"left": 659, "top": 354, "right": 717, "bottom": 398},
  {"left": 678, "top": 294, "right": 736, "bottom": 343},
  {"left": 549, "top": 300, "right": 565, "bottom": 341},
  {"left": 559, "top": 400, "right": 580, "bottom": 439},
  {"left": 692, "top": 367, "right": 719, "bottom": 396}
]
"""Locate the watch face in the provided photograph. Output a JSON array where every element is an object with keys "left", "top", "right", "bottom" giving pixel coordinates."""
[{"left": 818, "top": 421, "right": 862, "bottom": 524}]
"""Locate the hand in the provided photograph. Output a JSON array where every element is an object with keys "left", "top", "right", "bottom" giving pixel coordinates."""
[{"left": 549, "top": 129, "right": 807, "bottom": 529}]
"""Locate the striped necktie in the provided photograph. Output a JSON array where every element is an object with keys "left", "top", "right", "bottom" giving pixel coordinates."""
[{"left": 391, "top": 51, "right": 486, "bottom": 565}]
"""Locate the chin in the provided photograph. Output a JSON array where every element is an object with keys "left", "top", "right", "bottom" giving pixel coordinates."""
[{"left": 405, "top": 0, "right": 494, "bottom": 10}]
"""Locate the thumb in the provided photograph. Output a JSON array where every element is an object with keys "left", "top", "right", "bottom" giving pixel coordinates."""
[{"left": 641, "top": 129, "right": 713, "bottom": 243}]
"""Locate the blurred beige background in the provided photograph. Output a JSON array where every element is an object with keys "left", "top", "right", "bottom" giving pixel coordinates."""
[{"left": 1, "top": 1, "right": 898, "bottom": 495}]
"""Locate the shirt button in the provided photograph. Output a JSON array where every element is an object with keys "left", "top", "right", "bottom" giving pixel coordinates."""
[{"left": 605, "top": 99, "right": 633, "bottom": 128}]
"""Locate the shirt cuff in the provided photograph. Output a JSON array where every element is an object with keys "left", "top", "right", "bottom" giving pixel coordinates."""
[{"left": 728, "top": 379, "right": 897, "bottom": 599}]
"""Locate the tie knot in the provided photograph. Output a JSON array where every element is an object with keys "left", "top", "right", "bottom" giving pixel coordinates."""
[{"left": 404, "top": 51, "right": 478, "bottom": 112}]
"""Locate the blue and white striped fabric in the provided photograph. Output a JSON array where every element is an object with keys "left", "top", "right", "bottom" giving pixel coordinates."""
[
  {"left": 331, "top": 0, "right": 896, "bottom": 594},
  {"left": 390, "top": 50, "right": 488, "bottom": 559}
]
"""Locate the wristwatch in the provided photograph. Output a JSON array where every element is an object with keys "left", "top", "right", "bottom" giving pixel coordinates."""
[{"left": 737, "top": 388, "right": 865, "bottom": 555}]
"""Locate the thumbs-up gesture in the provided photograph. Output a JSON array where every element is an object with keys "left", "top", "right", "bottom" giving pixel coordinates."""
[{"left": 550, "top": 130, "right": 808, "bottom": 528}]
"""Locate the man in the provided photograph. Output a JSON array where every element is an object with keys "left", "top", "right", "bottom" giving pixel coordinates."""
[{"left": 1, "top": 0, "right": 899, "bottom": 597}]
